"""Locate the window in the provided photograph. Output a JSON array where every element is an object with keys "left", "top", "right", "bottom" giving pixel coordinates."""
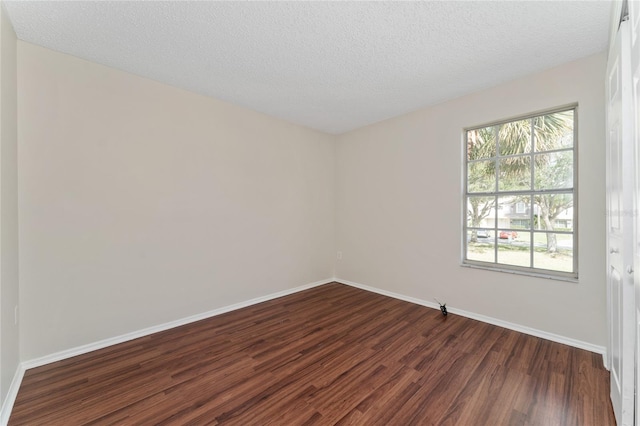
[{"left": 464, "top": 106, "right": 577, "bottom": 279}]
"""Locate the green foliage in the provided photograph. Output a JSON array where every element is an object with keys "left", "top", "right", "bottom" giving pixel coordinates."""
[{"left": 467, "top": 126, "right": 496, "bottom": 161}]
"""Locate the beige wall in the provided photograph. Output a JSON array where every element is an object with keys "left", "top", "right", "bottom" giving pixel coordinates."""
[
  {"left": 16, "top": 39, "right": 607, "bottom": 360},
  {"left": 335, "top": 52, "right": 607, "bottom": 346},
  {"left": 18, "top": 42, "right": 336, "bottom": 360},
  {"left": 0, "top": 2, "right": 18, "bottom": 406}
]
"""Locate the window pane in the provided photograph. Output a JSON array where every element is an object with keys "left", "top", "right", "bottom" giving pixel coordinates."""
[
  {"left": 467, "top": 230, "right": 495, "bottom": 263},
  {"left": 499, "top": 156, "right": 531, "bottom": 191},
  {"left": 498, "top": 119, "right": 531, "bottom": 155},
  {"left": 534, "top": 111, "right": 574, "bottom": 151},
  {"left": 533, "top": 232, "right": 573, "bottom": 272},
  {"left": 508, "top": 195, "right": 532, "bottom": 229},
  {"left": 533, "top": 194, "right": 574, "bottom": 232},
  {"left": 497, "top": 230, "right": 530, "bottom": 267},
  {"left": 498, "top": 195, "right": 532, "bottom": 226},
  {"left": 534, "top": 150, "right": 573, "bottom": 190},
  {"left": 467, "top": 196, "right": 495, "bottom": 228},
  {"left": 468, "top": 160, "right": 495, "bottom": 193},
  {"left": 467, "top": 126, "right": 496, "bottom": 160}
]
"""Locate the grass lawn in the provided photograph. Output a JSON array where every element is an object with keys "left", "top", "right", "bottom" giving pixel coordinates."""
[{"left": 467, "top": 240, "right": 573, "bottom": 272}]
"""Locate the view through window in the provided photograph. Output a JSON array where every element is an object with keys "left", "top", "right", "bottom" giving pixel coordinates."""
[{"left": 464, "top": 107, "right": 576, "bottom": 278}]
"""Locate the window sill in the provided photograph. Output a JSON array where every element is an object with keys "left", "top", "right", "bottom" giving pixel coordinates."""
[{"left": 460, "top": 261, "right": 579, "bottom": 283}]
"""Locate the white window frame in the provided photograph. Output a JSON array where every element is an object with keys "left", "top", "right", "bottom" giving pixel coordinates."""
[{"left": 462, "top": 105, "right": 578, "bottom": 281}]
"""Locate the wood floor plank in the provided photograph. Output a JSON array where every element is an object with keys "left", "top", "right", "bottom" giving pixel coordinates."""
[{"left": 9, "top": 283, "right": 615, "bottom": 425}]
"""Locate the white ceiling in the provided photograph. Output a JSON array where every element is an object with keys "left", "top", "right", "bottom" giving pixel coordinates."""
[{"left": 4, "top": 1, "right": 612, "bottom": 134}]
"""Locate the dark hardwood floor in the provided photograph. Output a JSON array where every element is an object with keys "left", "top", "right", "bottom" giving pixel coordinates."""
[{"left": 10, "top": 283, "right": 615, "bottom": 425}]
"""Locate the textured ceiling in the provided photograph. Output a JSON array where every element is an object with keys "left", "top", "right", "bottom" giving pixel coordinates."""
[{"left": 4, "top": 1, "right": 611, "bottom": 134}]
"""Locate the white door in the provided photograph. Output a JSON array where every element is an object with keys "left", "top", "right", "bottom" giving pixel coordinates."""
[
  {"left": 607, "top": 18, "right": 635, "bottom": 426},
  {"left": 629, "top": 1, "right": 640, "bottom": 424}
]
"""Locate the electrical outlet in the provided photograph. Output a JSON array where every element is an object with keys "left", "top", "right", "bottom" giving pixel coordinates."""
[
  {"left": 14, "top": 305, "right": 18, "bottom": 325},
  {"left": 337, "top": 251, "right": 343, "bottom": 260}
]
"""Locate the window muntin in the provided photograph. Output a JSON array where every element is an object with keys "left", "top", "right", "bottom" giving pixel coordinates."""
[{"left": 464, "top": 107, "right": 577, "bottom": 279}]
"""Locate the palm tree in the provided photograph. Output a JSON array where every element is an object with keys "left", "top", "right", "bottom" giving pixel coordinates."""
[{"left": 482, "top": 112, "right": 572, "bottom": 172}]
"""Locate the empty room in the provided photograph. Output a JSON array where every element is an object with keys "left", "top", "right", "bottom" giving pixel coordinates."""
[{"left": 0, "top": 0, "right": 637, "bottom": 425}]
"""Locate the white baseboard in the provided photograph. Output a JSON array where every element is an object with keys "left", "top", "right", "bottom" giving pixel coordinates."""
[
  {"left": 0, "top": 364, "right": 25, "bottom": 426},
  {"left": 602, "top": 352, "right": 610, "bottom": 371},
  {"left": 336, "top": 278, "right": 607, "bottom": 359},
  {"left": 23, "top": 278, "right": 335, "bottom": 371}
]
